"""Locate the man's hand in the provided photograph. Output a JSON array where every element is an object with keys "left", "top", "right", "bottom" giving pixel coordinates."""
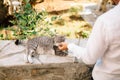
[{"left": 58, "top": 42, "right": 68, "bottom": 50}]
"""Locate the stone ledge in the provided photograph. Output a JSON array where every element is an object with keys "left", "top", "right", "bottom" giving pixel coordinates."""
[{"left": 0, "top": 63, "right": 93, "bottom": 80}]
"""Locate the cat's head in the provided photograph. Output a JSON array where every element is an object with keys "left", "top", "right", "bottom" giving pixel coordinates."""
[{"left": 53, "top": 35, "right": 65, "bottom": 46}]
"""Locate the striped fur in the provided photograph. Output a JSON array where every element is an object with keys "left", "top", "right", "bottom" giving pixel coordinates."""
[{"left": 15, "top": 35, "right": 66, "bottom": 64}]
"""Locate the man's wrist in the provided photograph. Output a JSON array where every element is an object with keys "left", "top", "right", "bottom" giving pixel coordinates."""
[{"left": 68, "top": 43, "right": 75, "bottom": 50}]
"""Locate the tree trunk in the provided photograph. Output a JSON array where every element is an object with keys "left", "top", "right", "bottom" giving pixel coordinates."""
[{"left": 0, "top": 0, "right": 8, "bottom": 24}]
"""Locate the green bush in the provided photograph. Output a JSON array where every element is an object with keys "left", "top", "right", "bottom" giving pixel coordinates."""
[
  {"left": 69, "top": 5, "right": 83, "bottom": 15},
  {"left": 10, "top": 2, "right": 57, "bottom": 39}
]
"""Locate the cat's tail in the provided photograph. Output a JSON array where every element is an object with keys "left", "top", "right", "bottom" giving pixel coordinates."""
[
  {"left": 15, "top": 39, "right": 27, "bottom": 46},
  {"left": 15, "top": 39, "right": 21, "bottom": 45}
]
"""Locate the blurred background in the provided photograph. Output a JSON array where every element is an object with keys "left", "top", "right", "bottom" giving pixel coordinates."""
[{"left": 0, "top": 0, "right": 115, "bottom": 40}]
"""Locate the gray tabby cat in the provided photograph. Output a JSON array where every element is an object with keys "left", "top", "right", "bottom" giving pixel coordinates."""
[{"left": 15, "top": 35, "right": 66, "bottom": 64}]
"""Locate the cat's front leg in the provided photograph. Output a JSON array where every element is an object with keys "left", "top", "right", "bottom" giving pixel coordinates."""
[
  {"left": 28, "top": 54, "right": 33, "bottom": 64},
  {"left": 24, "top": 49, "right": 29, "bottom": 63},
  {"left": 37, "top": 56, "right": 43, "bottom": 65},
  {"left": 24, "top": 54, "right": 29, "bottom": 63},
  {"left": 27, "top": 49, "right": 34, "bottom": 64}
]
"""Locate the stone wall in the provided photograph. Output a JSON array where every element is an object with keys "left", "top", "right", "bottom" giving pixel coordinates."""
[{"left": 0, "top": 63, "right": 93, "bottom": 80}]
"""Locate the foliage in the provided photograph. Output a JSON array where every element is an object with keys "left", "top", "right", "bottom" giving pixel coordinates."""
[
  {"left": 10, "top": 3, "right": 38, "bottom": 39},
  {"left": 0, "top": 34, "right": 3, "bottom": 39},
  {"left": 0, "top": 1, "right": 92, "bottom": 40},
  {"left": 53, "top": 16, "right": 65, "bottom": 25},
  {"left": 81, "top": 30, "right": 90, "bottom": 38},
  {"left": 69, "top": 5, "right": 83, "bottom": 15},
  {"left": 10, "top": 2, "right": 57, "bottom": 39}
]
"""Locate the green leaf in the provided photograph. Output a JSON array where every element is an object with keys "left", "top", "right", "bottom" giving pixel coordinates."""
[
  {"left": 24, "top": 3, "right": 32, "bottom": 10},
  {"left": 32, "top": 31, "right": 37, "bottom": 35},
  {"left": 51, "top": 16, "right": 57, "bottom": 21},
  {"left": 0, "top": 34, "right": 3, "bottom": 37}
]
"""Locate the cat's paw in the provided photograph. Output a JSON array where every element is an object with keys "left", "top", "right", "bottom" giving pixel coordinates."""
[
  {"left": 28, "top": 60, "right": 34, "bottom": 64},
  {"left": 28, "top": 56, "right": 34, "bottom": 64},
  {"left": 24, "top": 54, "right": 29, "bottom": 63},
  {"left": 25, "top": 61, "right": 33, "bottom": 64}
]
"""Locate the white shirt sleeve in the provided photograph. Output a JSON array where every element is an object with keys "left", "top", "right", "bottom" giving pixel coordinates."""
[{"left": 68, "top": 17, "right": 108, "bottom": 65}]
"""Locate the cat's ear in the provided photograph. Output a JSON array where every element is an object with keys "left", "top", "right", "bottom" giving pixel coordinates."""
[
  {"left": 62, "top": 34, "right": 67, "bottom": 37},
  {"left": 52, "top": 34, "right": 57, "bottom": 38},
  {"left": 61, "top": 34, "right": 66, "bottom": 37},
  {"left": 52, "top": 35, "right": 57, "bottom": 39}
]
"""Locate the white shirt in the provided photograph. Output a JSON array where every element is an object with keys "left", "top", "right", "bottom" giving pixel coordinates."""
[{"left": 68, "top": 4, "right": 120, "bottom": 80}]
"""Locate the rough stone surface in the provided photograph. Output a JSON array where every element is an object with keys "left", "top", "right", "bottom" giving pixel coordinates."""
[
  {"left": 0, "top": 63, "right": 93, "bottom": 80},
  {"left": 34, "top": 0, "right": 98, "bottom": 12}
]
